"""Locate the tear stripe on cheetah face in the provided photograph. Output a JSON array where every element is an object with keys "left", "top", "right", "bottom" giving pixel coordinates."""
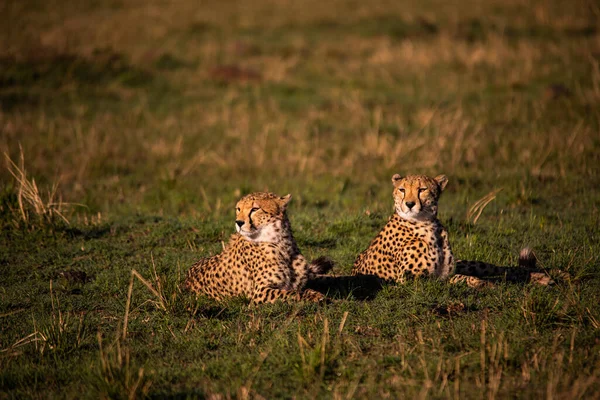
[
  {"left": 237, "top": 219, "right": 283, "bottom": 243},
  {"left": 235, "top": 193, "right": 290, "bottom": 243},
  {"left": 185, "top": 191, "right": 333, "bottom": 303},
  {"left": 392, "top": 173, "right": 448, "bottom": 222}
]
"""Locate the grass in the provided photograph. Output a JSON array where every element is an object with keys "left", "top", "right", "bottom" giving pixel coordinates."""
[
  {"left": 3, "top": 147, "right": 77, "bottom": 229},
  {"left": 1, "top": 0, "right": 599, "bottom": 398}
]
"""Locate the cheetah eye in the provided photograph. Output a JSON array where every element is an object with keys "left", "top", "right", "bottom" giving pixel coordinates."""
[
  {"left": 418, "top": 187, "right": 427, "bottom": 193},
  {"left": 250, "top": 207, "right": 260, "bottom": 213},
  {"left": 398, "top": 188, "right": 405, "bottom": 193},
  {"left": 236, "top": 207, "right": 240, "bottom": 212}
]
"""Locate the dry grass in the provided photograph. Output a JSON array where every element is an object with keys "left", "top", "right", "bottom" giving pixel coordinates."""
[
  {"left": 4, "top": 147, "right": 75, "bottom": 227},
  {"left": 1, "top": 0, "right": 598, "bottom": 203},
  {"left": 352, "top": 322, "right": 600, "bottom": 399},
  {"left": 467, "top": 189, "right": 502, "bottom": 225},
  {"left": 96, "top": 331, "right": 152, "bottom": 400}
]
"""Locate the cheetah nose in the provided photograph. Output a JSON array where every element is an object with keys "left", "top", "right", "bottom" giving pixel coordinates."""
[
  {"left": 405, "top": 201, "right": 416, "bottom": 209},
  {"left": 235, "top": 220, "right": 244, "bottom": 228}
]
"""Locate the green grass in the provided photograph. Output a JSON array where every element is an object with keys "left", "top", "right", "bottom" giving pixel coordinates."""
[{"left": 1, "top": 0, "right": 599, "bottom": 398}]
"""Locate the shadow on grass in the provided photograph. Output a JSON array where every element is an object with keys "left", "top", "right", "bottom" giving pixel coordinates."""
[{"left": 306, "top": 274, "right": 384, "bottom": 300}]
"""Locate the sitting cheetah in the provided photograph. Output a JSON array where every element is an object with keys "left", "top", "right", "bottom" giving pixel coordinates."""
[
  {"left": 185, "top": 192, "right": 333, "bottom": 303},
  {"left": 351, "top": 174, "right": 555, "bottom": 287}
]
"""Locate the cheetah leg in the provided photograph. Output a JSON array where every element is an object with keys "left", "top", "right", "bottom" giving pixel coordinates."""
[
  {"left": 290, "top": 255, "right": 311, "bottom": 290},
  {"left": 250, "top": 286, "right": 325, "bottom": 304},
  {"left": 289, "top": 255, "right": 335, "bottom": 291},
  {"left": 448, "top": 274, "right": 495, "bottom": 288}
]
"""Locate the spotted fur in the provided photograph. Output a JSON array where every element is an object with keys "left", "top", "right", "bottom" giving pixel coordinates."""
[
  {"left": 352, "top": 174, "right": 553, "bottom": 287},
  {"left": 185, "top": 192, "right": 333, "bottom": 303}
]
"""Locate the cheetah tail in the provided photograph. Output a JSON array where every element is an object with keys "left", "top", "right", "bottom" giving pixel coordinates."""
[
  {"left": 518, "top": 247, "right": 537, "bottom": 269},
  {"left": 309, "top": 256, "right": 335, "bottom": 275}
]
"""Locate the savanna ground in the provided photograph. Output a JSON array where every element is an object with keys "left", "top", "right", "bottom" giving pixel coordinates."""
[{"left": 1, "top": 0, "right": 599, "bottom": 398}]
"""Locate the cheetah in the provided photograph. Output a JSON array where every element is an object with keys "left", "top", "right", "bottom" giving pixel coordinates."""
[
  {"left": 351, "top": 174, "right": 555, "bottom": 287},
  {"left": 185, "top": 192, "right": 333, "bottom": 303}
]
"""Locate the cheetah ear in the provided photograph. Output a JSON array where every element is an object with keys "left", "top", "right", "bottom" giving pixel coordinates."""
[
  {"left": 279, "top": 194, "right": 292, "bottom": 208},
  {"left": 434, "top": 175, "right": 448, "bottom": 191},
  {"left": 391, "top": 174, "right": 403, "bottom": 187}
]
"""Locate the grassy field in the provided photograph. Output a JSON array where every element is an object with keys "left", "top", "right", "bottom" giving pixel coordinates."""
[{"left": 1, "top": 0, "right": 599, "bottom": 398}]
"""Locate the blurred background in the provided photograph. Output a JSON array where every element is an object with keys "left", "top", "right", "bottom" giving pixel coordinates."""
[{"left": 0, "top": 0, "right": 598, "bottom": 218}]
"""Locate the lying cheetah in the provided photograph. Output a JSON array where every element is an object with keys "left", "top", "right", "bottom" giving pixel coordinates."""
[
  {"left": 185, "top": 192, "right": 333, "bottom": 303},
  {"left": 351, "top": 174, "right": 555, "bottom": 287}
]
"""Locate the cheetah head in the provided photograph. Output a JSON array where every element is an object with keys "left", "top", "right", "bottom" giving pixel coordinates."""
[
  {"left": 391, "top": 174, "right": 448, "bottom": 222},
  {"left": 234, "top": 192, "right": 291, "bottom": 242}
]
